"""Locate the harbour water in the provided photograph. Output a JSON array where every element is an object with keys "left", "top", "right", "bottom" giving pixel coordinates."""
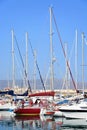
[{"left": 0, "top": 111, "right": 87, "bottom": 130}]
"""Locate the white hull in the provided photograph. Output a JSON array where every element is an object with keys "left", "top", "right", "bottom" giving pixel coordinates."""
[
  {"left": 0, "top": 102, "right": 17, "bottom": 111},
  {"left": 63, "top": 111, "right": 87, "bottom": 119},
  {"left": 53, "top": 110, "right": 64, "bottom": 117},
  {"left": 0, "top": 111, "right": 15, "bottom": 120},
  {"left": 59, "top": 100, "right": 87, "bottom": 119}
]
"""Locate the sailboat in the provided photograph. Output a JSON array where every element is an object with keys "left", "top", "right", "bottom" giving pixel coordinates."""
[
  {"left": 58, "top": 32, "right": 87, "bottom": 119},
  {"left": 13, "top": 7, "right": 57, "bottom": 116},
  {"left": 0, "top": 31, "right": 30, "bottom": 112}
]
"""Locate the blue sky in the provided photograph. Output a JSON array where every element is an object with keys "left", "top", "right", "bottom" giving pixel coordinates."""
[{"left": 0, "top": 0, "right": 87, "bottom": 83}]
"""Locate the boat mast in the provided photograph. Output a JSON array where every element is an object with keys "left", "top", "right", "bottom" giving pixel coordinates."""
[
  {"left": 33, "top": 50, "right": 36, "bottom": 91},
  {"left": 65, "top": 43, "right": 68, "bottom": 90},
  {"left": 65, "top": 43, "right": 70, "bottom": 95},
  {"left": 82, "top": 32, "right": 85, "bottom": 95},
  {"left": 50, "top": 7, "right": 54, "bottom": 90},
  {"left": 25, "top": 32, "right": 28, "bottom": 88},
  {"left": 75, "top": 29, "right": 78, "bottom": 90},
  {"left": 12, "top": 30, "right": 15, "bottom": 88}
]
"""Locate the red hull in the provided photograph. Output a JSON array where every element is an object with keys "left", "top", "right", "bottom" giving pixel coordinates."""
[
  {"left": 14, "top": 107, "right": 40, "bottom": 116},
  {"left": 45, "top": 111, "right": 55, "bottom": 115},
  {"left": 29, "top": 91, "right": 55, "bottom": 97}
]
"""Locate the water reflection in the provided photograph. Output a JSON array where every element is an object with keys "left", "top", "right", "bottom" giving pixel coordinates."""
[
  {"left": 15, "top": 115, "right": 41, "bottom": 129},
  {"left": 55, "top": 117, "right": 87, "bottom": 129},
  {"left": 0, "top": 111, "right": 16, "bottom": 127},
  {"left": 14, "top": 115, "right": 61, "bottom": 130},
  {"left": 0, "top": 111, "right": 87, "bottom": 130}
]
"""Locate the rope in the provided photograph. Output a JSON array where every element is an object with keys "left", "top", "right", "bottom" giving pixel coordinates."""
[
  {"left": 29, "top": 39, "right": 46, "bottom": 91},
  {"left": 14, "top": 35, "right": 32, "bottom": 93},
  {"left": 52, "top": 9, "right": 78, "bottom": 93}
]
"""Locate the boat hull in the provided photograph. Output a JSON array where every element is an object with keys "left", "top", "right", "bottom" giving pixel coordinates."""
[
  {"left": 61, "top": 111, "right": 87, "bottom": 119},
  {"left": 59, "top": 102, "right": 87, "bottom": 119},
  {"left": 0, "top": 103, "right": 16, "bottom": 111},
  {"left": 53, "top": 110, "right": 64, "bottom": 117},
  {"left": 14, "top": 107, "right": 40, "bottom": 116}
]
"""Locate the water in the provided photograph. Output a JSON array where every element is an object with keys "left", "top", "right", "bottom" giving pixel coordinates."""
[{"left": 0, "top": 111, "right": 87, "bottom": 130}]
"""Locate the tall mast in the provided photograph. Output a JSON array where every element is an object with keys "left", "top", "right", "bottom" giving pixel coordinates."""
[
  {"left": 33, "top": 50, "right": 36, "bottom": 91},
  {"left": 50, "top": 7, "right": 54, "bottom": 90},
  {"left": 82, "top": 32, "right": 85, "bottom": 95},
  {"left": 26, "top": 32, "right": 28, "bottom": 88},
  {"left": 75, "top": 29, "right": 78, "bottom": 90},
  {"left": 12, "top": 30, "right": 15, "bottom": 88},
  {"left": 65, "top": 43, "right": 70, "bottom": 94},
  {"left": 65, "top": 43, "right": 68, "bottom": 90}
]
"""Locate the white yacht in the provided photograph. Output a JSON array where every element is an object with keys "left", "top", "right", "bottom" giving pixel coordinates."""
[{"left": 59, "top": 98, "right": 87, "bottom": 119}]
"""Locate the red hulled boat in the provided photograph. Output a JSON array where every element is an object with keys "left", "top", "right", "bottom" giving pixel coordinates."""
[
  {"left": 14, "top": 91, "right": 55, "bottom": 116},
  {"left": 14, "top": 107, "right": 40, "bottom": 116}
]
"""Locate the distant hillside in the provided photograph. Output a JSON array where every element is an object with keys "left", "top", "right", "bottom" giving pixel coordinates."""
[{"left": 0, "top": 79, "right": 86, "bottom": 91}]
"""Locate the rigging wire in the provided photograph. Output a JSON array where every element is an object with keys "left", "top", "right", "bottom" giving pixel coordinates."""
[
  {"left": 14, "top": 35, "right": 32, "bottom": 93},
  {"left": 28, "top": 38, "right": 46, "bottom": 91},
  {"left": 51, "top": 8, "right": 78, "bottom": 93}
]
